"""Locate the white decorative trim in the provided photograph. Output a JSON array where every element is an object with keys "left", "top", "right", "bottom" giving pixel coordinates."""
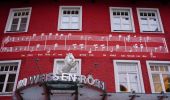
[
  {"left": 4, "top": 7, "right": 32, "bottom": 33},
  {"left": 146, "top": 60, "right": 170, "bottom": 93},
  {"left": 113, "top": 60, "right": 145, "bottom": 93},
  {"left": 137, "top": 8, "right": 164, "bottom": 33},
  {"left": 0, "top": 60, "right": 21, "bottom": 95},
  {"left": 53, "top": 58, "right": 81, "bottom": 75},
  {"left": 57, "top": 6, "right": 82, "bottom": 31},
  {"left": 109, "top": 7, "right": 135, "bottom": 33}
]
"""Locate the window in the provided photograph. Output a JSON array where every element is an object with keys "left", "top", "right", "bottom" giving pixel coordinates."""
[
  {"left": 137, "top": 8, "right": 164, "bottom": 33},
  {"left": 147, "top": 61, "right": 170, "bottom": 93},
  {"left": 110, "top": 7, "right": 135, "bottom": 32},
  {"left": 5, "top": 7, "right": 32, "bottom": 33},
  {"left": 114, "top": 60, "right": 145, "bottom": 93},
  {"left": 0, "top": 60, "right": 21, "bottom": 95},
  {"left": 58, "top": 6, "right": 82, "bottom": 31},
  {"left": 53, "top": 59, "right": 81, "bottom": 75}
]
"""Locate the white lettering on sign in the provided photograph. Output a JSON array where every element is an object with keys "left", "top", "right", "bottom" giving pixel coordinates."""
[{"left": 17, "top": 73, "right": 105, "bottom": 90}]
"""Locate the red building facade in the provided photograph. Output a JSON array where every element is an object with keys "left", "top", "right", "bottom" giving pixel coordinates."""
[{"left": 0, "top": 0, "right": 170, "bottom": 100}]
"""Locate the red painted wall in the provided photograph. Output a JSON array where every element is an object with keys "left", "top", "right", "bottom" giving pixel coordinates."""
[{"left": 0, "top": 0, "right": 170, "bottom": 99}]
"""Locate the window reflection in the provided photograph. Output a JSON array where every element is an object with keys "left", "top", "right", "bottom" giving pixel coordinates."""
[{"left": 163, "top": 75, "right": 170, "bottom": 92}]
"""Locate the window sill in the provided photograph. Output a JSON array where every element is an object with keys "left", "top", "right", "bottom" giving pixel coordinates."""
[
  {"left": 111, "top": 30, "right": 135, "bottom": 33},
  {"left": 140, "top": 31, "right": 164, "bottom": 34},
  {"left": 58, "top": 29, "right": 82, "bottom": 31},
  {"left": 4, "top": 31, "right": 28, "bottom": 33},
  {"left": 0, "top": 92, "right": 13, "bottom": 96}
]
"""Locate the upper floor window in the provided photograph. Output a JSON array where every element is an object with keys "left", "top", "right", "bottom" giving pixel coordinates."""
[
  {"left": 0, "top": 60, "right": 21, "bottom": 95},
  {"left": 110, "top": 7, "right": 135, "bottom": 32},
  {"left": 147, "top": 61, "right": 170, "bottom": 93},
  {"left": 58, "top": 6, "right": 82, "bottom": 31},
  {"left": 114, "top": 60, "right": 145, "bottom": 93},
  {"left": 5, "top": 7, "right": 32, "bottom": 33},
  {"left": 53, "top": 59, "right": 81, "bottom": 75},
  {"left": 137, "top": 8, "right": 164, "bottom": 33}
]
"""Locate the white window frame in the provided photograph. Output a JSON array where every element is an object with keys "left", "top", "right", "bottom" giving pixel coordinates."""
[
  {"left": 109, "top": 7, "right": 135, "bottom": 33},
  {"left": 137, "top": 8, "right": 164, "bottom": 33},
  {"left": 58, "top": 6, "right": 82, "bottom": 31},
  {"left": 4, "top": 7, "right": 32, "bottom": 33},
  {"left": 113, "top": 60, "right": 145, "bottom": 93},
  {"left": 53, "top": 59, "right": 81, "bottom": 75},
  {"left": 146, "top": 61, "right": 170, "bottom": 93},
  {"left": 0, "top": 60, "right": 21, "bottom": 96}
]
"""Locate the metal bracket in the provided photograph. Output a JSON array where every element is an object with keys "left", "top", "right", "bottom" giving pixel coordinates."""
[
  {"left": 129, "top": 91, "right": 140, "bottom": 100},
  {"left": 157, "top": 91, "right": 168, "bottom": 100}
]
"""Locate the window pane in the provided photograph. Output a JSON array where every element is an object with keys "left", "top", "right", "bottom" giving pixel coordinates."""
[
  {"left": 113, "top": 24, "right": 121, "bottom": 31},
  {"left": 19, "top": 24, "right": 26, "bottom": 31},
  {"left": 125, "top": 12, "right": 128, "bottom": 16},
  {"left": 69, "top": 61, "right": 79, "bottom": 73},
  {"left": 118, "top": 63, "right": 137, "bottom": 72},
  {"left": 62, "top": 16, "right": 69, "bottom": 22},
  {"left": 150, "top": 66, "right": 155, "bottom": 71},
  {"left": 56, "top": 60, "right": 79, "bottom": 74},
  {"left": 160, "top": 66, "right": 164, "bottom": 72},
  {"left": 71, "top": 16, "right": 79, "bottom": 22},
  {"left": 117, "top": 12, "right": 120, "bottom": 15},
  {"left": 63, "top": 10, "right": 67, "bottom": 14},
  {"left": 56, "top": 61, "right": 64, "bottom": 74},
  {"left": 18, "top": 12, "right": 21, "bottom": 16},
  {"left": 141, "top": 18, "right": 147, "bottom": 24},
  {"left": 0, "top": 66, "right": 4, "bottom": 71},
  {"left": 141, "top": 24, "right": 149, "bottom": 31},
  {"left": 26, "top": 12, "right": 29, "bottom": 16},
  {"left": 0, "top": 84, "right": 4, "bottom": 92},
  {"left": 120, "top": 83, "right": 128, "bottom": 92},
  {"left": 71, "top": 11, "right": 75, "bottom": 14},
  {"left": 163, "top": 75, "right": 170, "bottom": 92},
  {"left": 10, "top": 25, "right": 18, "bottom": 31},
  {"left": 127, "top": 64, "right": 136, "bottom": 72},
  {"left": 71, "top": 23, "right": 79, "bottom": 29},
  {"left": 22, "top": 12, "right": 25, "bottom": 16},
  {"left": 119, "top": 74, "right": 127, "bottom": 82},
  {"left": 5, "top": 66, "right": 9, "bottom": 71},
  {"left": 75, "top": 11, "right": 79, "bottom": 14},
  {"left": 113, "top": 17, "right": 121, "bottom": 24},
  {"left": 150, "top": 25, "right": 158, "bottom": 32},
  {"left": 121, "top": 12, "right": 124, "bottom": 16},
  {"left": 8, "top": 74, "right": 16, "bottom": 82},
  {"left": 14, "top": 66, "right": 18, "bottom": 71},
  {"left": 155, "top": 66, "right": 159, "bottom": 71},
  {"left": 67, "top": 11, "right": 70, "bottom": 14},
  {"left": 122, "top": 17, "right": 130, "bottom": 24},
  {"left": 130, "top": 83, "right": 139, "bottom": 92},
  {"left": 61, "top": 23, "right": 69, "bottom": 29},
  {"left": 5, "top": 83, "right": 14, "bottom": 92},
  {"left": 21, "top": 18, "right": 27, "bottom": 24},
  {"left": 149, "top": 18, "right": 157, "bottom": 25},
  {"left": 0, "top": 75, "right": 6, "bottom": 82},
  {"left": 152, "top": 13, "right": 155, "bottom": 16},
  {"left": 152, "top": 74, "right": 161, "bottom": 82},
  {"left": 113, "top": 12, "right": 116, "bottom": 15},
  {"left": 165, "top": 66, "right": 169, "bottom": 72},
  {"left": 9, "top": 66, "right": 14, "bottom": 71},
  {"left": 12, "top": 18, "right": 19, "bottom": 24},
  {"left": 123, "top": 24, "right": 131, "bottom": 30},
  {"left": 129, "top": 74, "right": 138, "bottom": 82},
  {"left": 144, "top": 13, "right": 147, "bottom": 16},
  {"left": 14, "top": 12, "right": 17, "bottom": 16},
  {"left": 154, "top": 83, "right": 162, "bottom": 92}
]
